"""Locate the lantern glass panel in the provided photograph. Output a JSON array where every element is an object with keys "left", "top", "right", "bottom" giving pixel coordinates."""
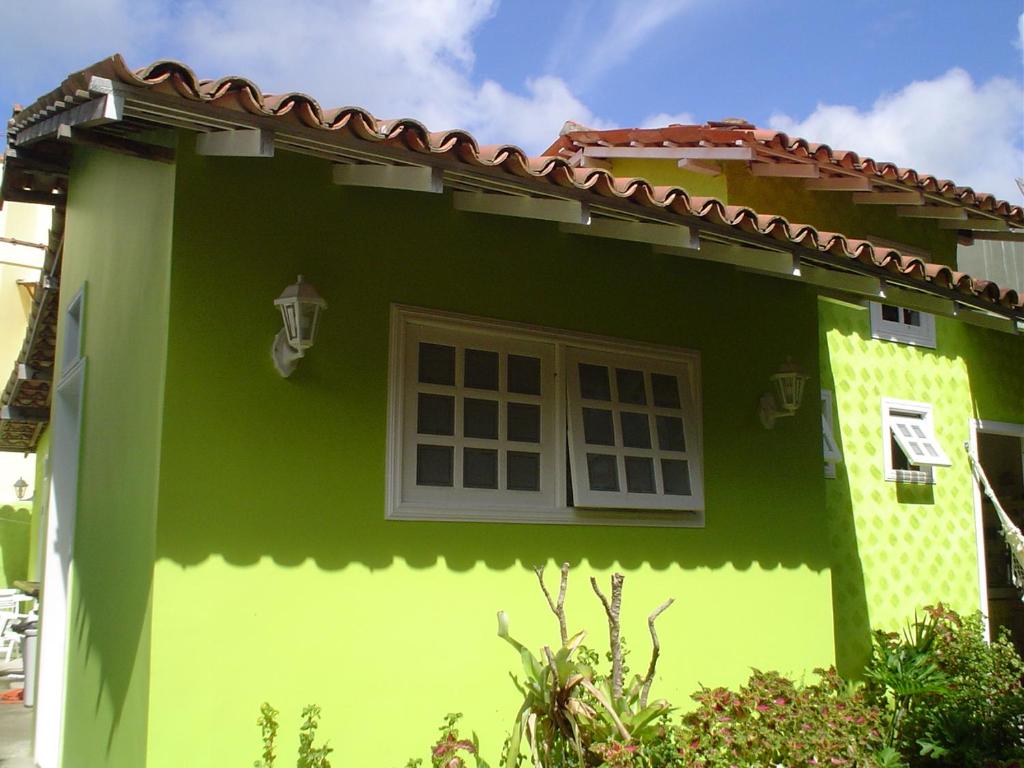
[
  {"left": 297, "top": 302, "right": 321, "bottom": 347},
  {"left": 280, "top": 302, "right": 299, "bottom": 345}
]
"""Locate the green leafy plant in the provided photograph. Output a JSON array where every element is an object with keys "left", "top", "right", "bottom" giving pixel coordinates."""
[
  {"left": 864, "top": 610, "right": 950, "bottom": 747},
  {"left": 254, "top": 702, "right": 280, "bottom": 768},
  {"left": 428, "top": 713, "right": 490, "bottom": 768},
  {"left": 297, "top": 705, "right": 333, "bottom": 768},
  {"left": 892, "top": 605, "right": 1024, "bottom": 766},
  {"left": 677, "top": 667, "right": 892, "bottom": 768}
]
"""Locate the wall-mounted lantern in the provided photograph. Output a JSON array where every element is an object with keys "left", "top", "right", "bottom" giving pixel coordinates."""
[
  {"left": 271, "top": 275, "right": 328, "bottom": 377},
  {"left": 14, "top": 477, "right": 29, "bottom": 501},
  {"left": 758, "top": 359, "right": 809, "bottom": 429}
]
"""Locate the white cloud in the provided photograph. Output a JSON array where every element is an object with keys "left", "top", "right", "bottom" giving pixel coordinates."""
[
  {"left": 769, "top": 68, "right": 1024, "bottom": 202},
  {"left": 641, "top": 111, "right": 696, "bottom": 128},
  {"left": 0, "top": 0, "right": 600, "bottom": 153}
]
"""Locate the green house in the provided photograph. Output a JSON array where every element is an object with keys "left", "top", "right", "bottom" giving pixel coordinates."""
[{"left": 1, "top": 56, "right": 1022, "bottom": 768}]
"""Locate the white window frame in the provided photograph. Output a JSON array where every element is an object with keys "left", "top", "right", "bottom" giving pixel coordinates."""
[
  {"left": 869, "top": 302, "right": 936, "bottom": 348},
  {"left": 386, "top": 305, "right": 704, "bottom": 527},
  {"left": 821, "top": 389, "right": 841, "bottom": 479},
  {"left": 881, "top": 398, "right": 949, "bottom": 484}
]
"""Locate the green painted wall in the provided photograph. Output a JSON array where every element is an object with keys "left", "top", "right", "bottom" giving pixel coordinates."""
[
  {"left": 0, "top": 504, "right": 30, "bottom": 587},
  {"left": 56, "top": 145, "right": 175, "bottom": 766},
  {"left": 820, "top": 300, "right": 1024, "bottom": 674},
  {"left": 27, "top": 427, "right": 49, "bottom": 582},
  {"left": 144, "top": 138, "right": 836, "bottom": 766}
]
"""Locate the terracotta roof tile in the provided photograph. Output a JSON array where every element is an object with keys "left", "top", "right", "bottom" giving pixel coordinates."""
[
  {"left": 5, "top": 55, "right": 1023, "bottom": 317},
  {"left": 546, "top": 122, "right": 1024, "bottom": 224}
]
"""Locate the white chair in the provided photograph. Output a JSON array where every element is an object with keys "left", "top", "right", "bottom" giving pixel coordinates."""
[{"left": 0, "top": 610, "right": 20, "bottom": 663}]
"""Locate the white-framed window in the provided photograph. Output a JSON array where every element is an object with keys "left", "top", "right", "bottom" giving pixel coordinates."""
[
  {"left": 869, "top": 302, "right": 936, "bottom": 348},
  {"left": 881, "top": 398, "right": 951, "bottom": 484},
  {"left": 60, "top": 285, "right": 86, "bottom": 376},
  {"left": 821, "top": 389, "right": 842, "bottom": 479},
  {"left": 387, "top": 306, "right": 704, "bottom": 526}
]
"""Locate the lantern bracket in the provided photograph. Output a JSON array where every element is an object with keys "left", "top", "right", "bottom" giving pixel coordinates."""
[{"left": 272, "top": 328, "right": 304, "bottom": 377}]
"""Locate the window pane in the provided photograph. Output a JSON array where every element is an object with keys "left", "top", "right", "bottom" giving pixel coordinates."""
[
  {"left": 464, "top": 398, "right": 498, "bottom": 440},
  {"left": 463, "top": 448, "right": 498, "bottom": 489},
  {"left": 417, "top": 393, "right": 454, "bottom": 436},
  {"left": 615, "top": 368, "right": 646, "bottom": 405},
  {"left": 464, "top": 348, "right": 499, "bottom": 390},
  {"left": 587, "top": 453, "right": 619, "bottom": 492},
  {"left": 656, "top": 416, "right": 686, "bottom": 452},
  {"left": 417, "top": 444, "right": 453, "bottom": 486},
  {"left": 582, "top": 408, "right": 615, "bottom": 446},
  {"left": 625, "top": 456, "right": 655, "bottom": 493},
  {"left": 418, "top": 343, "right": 455, "bottom": 385},
  {"left": 661, "top": 459, "right": 691, "bottom": 495},
  {"left": 620, "top": 411, "right": 652, "bottom": 449},
  {"left": 508, "top": 355, "right": 541, "bottom": 395},
  {"left": 903, "top": 309, "right": 921, "bottom": 327},
  {"left": 651, "top": 373, "right": 681, "bottom": 408},
  {"left": 507, "top": 402, "right": 541, "bottom": 443},
  {"left": 579, "top": 363, "right": 611, "bottom": 401},
  {"left": 881, "top": 304, "right": 900, "bottom": 322},
  {"left": 508, "top": 451, "right": 540, "bottom": 491}
]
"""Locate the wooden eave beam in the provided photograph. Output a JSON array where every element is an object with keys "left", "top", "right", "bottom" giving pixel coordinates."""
[
  {"left": 14, "top": 86, "right": 123, "bottom": 147},
  {"left": 332, "top": 163, "right": 443, "bottom": 193},
  {"left": 561, "top": 219, "right": 696, "bottom": 249},
  {"left": 804, "top": 175, "right": 872, "bottom": 191},
  {"left": 56, "top": 125, "right": 175, "bottom": 164},
  {"left": 749, "top": 162, "right": 820, "bottom": 178},
  {"left": 676, "top": 159, "right": 721, "bottom": 176},
  {"left": 582, "top": 146, "right": 755, "bottom": 161},
  {"left": 896, "top": 206, "right": 967, "bottom": 220},
  {"left": 195, "top": 128, "right": 274, "bottom": 157},
  {"left": 852, "top": 190, "right": 925, "bottom": 205},
  {"left": 0, "top": 406, "right": 49, "bottom": 423},
  {"left": 656, "top": 240, "right": 798, "bottom": 276},
  {"left": 452, "top": 191, "right": 588, "bottom": 225},
  {"left": 938, "top": 218, "right": 1009, "bottom": 231},
  {"left": 17, "top": 364, "right": 52, "bottom": 383}
]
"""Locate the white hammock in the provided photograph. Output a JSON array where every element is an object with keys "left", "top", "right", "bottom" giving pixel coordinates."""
[{"left": 965, "top": 442, "right": 1024, "bottom": 599}]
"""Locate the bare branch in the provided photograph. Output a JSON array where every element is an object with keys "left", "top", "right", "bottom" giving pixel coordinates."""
[
  {"left": 591, "top": 573, "right": 625, "bottom": 699},
  {"left": 640, "top": 598, "right": 674, "bottom": 708},
  {"left": 534, "top": 562, "right": 570, "bottom": 646}
]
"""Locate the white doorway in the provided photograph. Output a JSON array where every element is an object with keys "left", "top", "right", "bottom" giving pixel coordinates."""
[
  {"left": 33, "top": 355, "right": 85, "bottom": 768},
  {"left": 970, "top": 419, "right": 1024, "bottom": 654}
]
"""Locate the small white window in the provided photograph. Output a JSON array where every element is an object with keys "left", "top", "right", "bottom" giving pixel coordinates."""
[
  {"left": 387, "top": 306, "right": 704, "bottom": 525},
  {"left": 881, "top": 398, "right": 951, "bottom": 484},
  {"left": 60, "top": 286, "right": 85, "bottom": 376},
  {"left": 565, "top": 348, "right": 702, "bottom": 511},
  {"left": 821, "top": 389, "right": 841, "bottom": 478},
  {"left": 869, "top": 302, "right": 936, "bottom": 348}
]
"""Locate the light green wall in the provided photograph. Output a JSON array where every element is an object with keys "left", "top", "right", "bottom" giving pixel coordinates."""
[
  {"left": 820, "top": 300, "right": 1024, "bottom": 673},
  {"left": 144, "top": 138, "right": 836, "bottom": 766},
  {"left": 56, "top": 145, "right": 175, "bottom": 766},
  {"left": 0, "top": 504, "right": 30, "bottom": 587},
  {"left": 27, "top": 427, "right": 49, "bottom": 582}
]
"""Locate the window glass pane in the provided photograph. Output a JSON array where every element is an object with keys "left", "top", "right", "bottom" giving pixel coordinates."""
[
  {"left": 507, "top": 402, "right": 541, "bottom": 443},
  {"left": 464, "top": 398, "right": 498, "bottom": 440},
  {"left": 661, "top": 459, "right": 691, "bottom": 495},
  {"left": 579, "top": 363, "right": 611, "bottom": 401},
  {"left": 582, "top": 408, "right": 615, "bottom": 446},
  {"left": 417, "top": 393, "right": 454, "bottom": 436},
  {"left": 464, "top": 348, "right": 499, "bottom": 390},
  {"left": 463, "top": 447, "right": 498, "bottom": 489},
  {"left": 615, "top": 368, "right": 646, "bottom": 405},
  {"left": 651, "top": 373, "right": 681, "bottom": 408},
  {"left": 417, "top": 444, "right": 454, "bottom": 487},
  {"left": 507, "top": 451, "right": 540, "bottom": 491},
  {"left": 587, "top": 453, "right": 619, "bottom": 492},
  {"left": 625, "top": 456, "right": 655, "bottom": 493},
  {"left": 881, "top": 304, "right": 900, "bottom": 322},
  {"left": 508, "top": 355, "right": 541, "bottom": 395},
  {"left": 656, "top": 416, "right": 686, "bottom": 452},
  {"left": 903, "top": 309, "right": 921, "bottom": 327},
  {"left": 419, "top": 343, "right": 455, "bottom": 385},
  {"left": 620, "top": 412, "right": 652, "bottom": 449}
]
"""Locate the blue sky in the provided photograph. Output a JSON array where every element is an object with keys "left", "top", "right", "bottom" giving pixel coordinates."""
[{"left": 2, "top": 0, "right": 1022, "bottom": 199}]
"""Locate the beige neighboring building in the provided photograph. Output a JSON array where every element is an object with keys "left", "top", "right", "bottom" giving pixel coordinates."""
[{"left": 0, "top": 160, "right": 49, "bottom": 507}]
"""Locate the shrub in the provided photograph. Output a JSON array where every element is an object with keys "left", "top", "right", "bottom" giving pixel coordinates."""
[
  {"left": 676, "top": 666, "right": 891, "bottom": 768},
  {"left": 891, "top": 605, "right": 1024, "bottom": 767}
]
